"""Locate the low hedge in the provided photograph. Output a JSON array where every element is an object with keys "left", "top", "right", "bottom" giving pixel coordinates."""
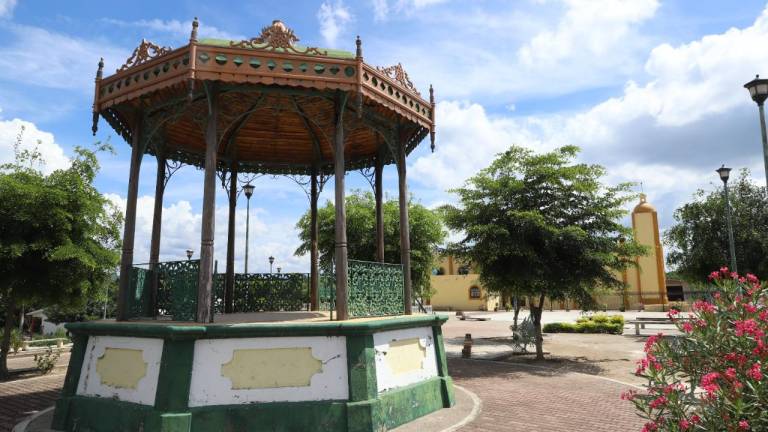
[{"left": 544, "top": 317, "right": 624, "bottom": 335}]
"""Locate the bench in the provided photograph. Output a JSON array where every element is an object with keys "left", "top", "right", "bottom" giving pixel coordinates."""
[
  {"left": 627, "top": 318, "right": 686, "bottom": 336},
  {"left": 456, "top": 311, "right": 490, "bottom": 321}
]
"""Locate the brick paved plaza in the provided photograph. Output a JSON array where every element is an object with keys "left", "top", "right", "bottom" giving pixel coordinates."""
[{"left": 0, "top": 316, "right": 647, "bottom": 431}]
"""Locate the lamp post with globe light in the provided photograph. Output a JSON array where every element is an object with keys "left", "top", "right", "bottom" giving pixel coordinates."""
[
  {"left": 717, "top": 165, "right": 738, "bottom": 274},
  {"left": 743, "top": 75, "right": 768, "bottom": 188},
  {"left": 269, "top": 255, "right": 274, "bottom": 274},
  {"left": 243, "top": 183, "right": 255, "bottom": 274},
  {"left": 186, "top": 249, "right": 194, "bottom": 260}
]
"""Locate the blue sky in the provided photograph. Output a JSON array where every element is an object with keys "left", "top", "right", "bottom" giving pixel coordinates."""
[{"left": 1, "top": 0, "right": 768, "bottom": 273}]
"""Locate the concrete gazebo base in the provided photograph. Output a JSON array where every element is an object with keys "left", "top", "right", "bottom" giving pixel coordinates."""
[{"left": 50, "top": 314, "right": 454, "bottom": 432}]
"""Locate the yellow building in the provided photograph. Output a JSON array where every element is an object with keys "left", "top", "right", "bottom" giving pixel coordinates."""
[
  {"left": 428, "top": 256, "right": 500, "bottom": 311},
  {"left": 618, "top": 193, "right": 668, "bottom": 309},
  {"left": 428, "top": 194, "right": 668, "bottom": 312}
]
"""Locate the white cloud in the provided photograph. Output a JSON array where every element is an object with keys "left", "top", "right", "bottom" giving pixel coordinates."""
[
  {"left": 105, "top": 194, "right": 308, "bottom": 273},
  {"left": 317, "top": 1, "right": 353, "bottom": 47},
  {"left": 410, "top": 5, "right": 768, "bottom": 232},
  {"left": 100, "top": 18, "right": 244, "bottom": 43},
  {"left": 0, "top": 118, "right": 70, "bottom": 174},
  {"left": 0, "top": 24, "right": 124, "bottom": 92},
  {"left": 367, "top": 0, "right": 657, "bottom": 100},
  {"left": 371, "top": 0, "right": 448, "bottom": 20},
  {"left": 518, "top": 0, "right": 658, "bottom": 68},
  {"left": 0, "top": 0, "right": 16, "bottom": 18}
]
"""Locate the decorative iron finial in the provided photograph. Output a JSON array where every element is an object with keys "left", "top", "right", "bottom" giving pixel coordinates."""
[
  {"left": 92, "top": 58, "right": 104, "bottom": 136},
  {"left": 117, "top": 39, "right": 172, "bottom": 72},
  {"left": 190, "top": 17, "right": 199, "bottom": 43},
  {"left": 230, "top": 20, "right": 327, "bottom": 55},
  {"left": 355, "top": 35, "right": 363, "bottom": 59},
  {"left": 429, "top": 84, "right": 435, "bottom": 152},
  {"left": 96, "top": 57, "right": 104, "bottom": 80}
]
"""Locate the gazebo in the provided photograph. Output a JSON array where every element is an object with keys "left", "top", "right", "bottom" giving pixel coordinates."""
[{"left": 51, "top": 19, "right": 453, "bottom": 432}]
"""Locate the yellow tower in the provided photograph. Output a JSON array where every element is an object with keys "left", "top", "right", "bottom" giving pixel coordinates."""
[{"left": 624, "top": 193, "right": 667, "bottom": 308}]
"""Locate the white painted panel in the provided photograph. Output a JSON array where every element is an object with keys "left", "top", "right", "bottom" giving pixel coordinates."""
[
  {"left": 188, "top": 336, "right": 348, "bottom": 406},
  {"left": 76, "top": 335, "right": 164, "bottom": 406},
  {"left": 374, "top": 326, "right": 438, "bottom": 393}
]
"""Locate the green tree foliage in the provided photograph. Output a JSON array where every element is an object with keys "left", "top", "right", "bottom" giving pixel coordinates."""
[
  {"left": 665, "top": 169, "right": 768, "bottom": 283},
  {"left": 441, "top": 145, "right": 644, "bottom": 359},
  {"left": 294, "top": 191, "right": 446, "bottom": 298},
  {"left": 0, "top": 131, "right": 121, "bottom": 379}
]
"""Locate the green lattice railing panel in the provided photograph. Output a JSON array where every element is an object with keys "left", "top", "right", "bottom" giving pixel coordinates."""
[
  {"left": 213, "top": 272, "right": 310, "bottom": 313},
  {"left": 347, "top": 260, "right": 404, "bottom": 318},
  {"left": 318, "top": 274, "right": 336, "bottom": 312},
  {"left": 127, "top": 267, "right": 152, "bottom": 319},
  {"left": 156, "top": 259, "right": 199, "bottom": 321}
]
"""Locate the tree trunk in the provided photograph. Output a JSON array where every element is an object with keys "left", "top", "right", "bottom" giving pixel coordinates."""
[
  {"left": 512, "top": 295, "right": 521, "bottom": 332},
  {"left": 531, "top": 294, "right": 546, "bottom": 360},
  {"left": 0, "top": 295, "right": 16, "bottom": 379}
]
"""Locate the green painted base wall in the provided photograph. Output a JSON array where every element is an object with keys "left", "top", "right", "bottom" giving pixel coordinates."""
[
  {"left": 54, "top": 378, "right": 452, "bottom": 432},
  {"left": 52, "top": 316, "right": 454, "bottom": 432}
]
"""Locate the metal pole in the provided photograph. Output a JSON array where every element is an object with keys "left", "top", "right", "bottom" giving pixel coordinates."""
[
  {"left": 245, "top": 194, "right": 251, "bottom": 274},
  {"left": 397, "top": 136, "right": 413, "bottom": 315},
  {"left": 334, "top": 91, "right": 349, "bottom": 321},
  {"left": 196, "top": 83, "right": 218, "bottom": 323},
  {"left": 759, "top": 103, "right": 768, "bottom": 189},
  {"left": 723, "top": 182, "right": 738, "bottom": 274},
  {"left": 310, "top": 171, "right": 319, "bottom": 310}
]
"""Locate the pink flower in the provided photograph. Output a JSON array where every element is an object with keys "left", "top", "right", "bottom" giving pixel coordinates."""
[
  {"left": 681, "top": 322, "right": 694, "bottom": 333},
  {"left": 747, "top": 273, "right": 759, "bottom": 284},
  {"left": 701, "top": 372, "right": 720, "bottom": 395},
  {"left": 739, "top": 419, "right": 750, "bottom": 430},
  {"left": 691, "top": 415, "right": 701, "bottom": 424},
  {"left": 668, "top": 309, "right": 680, "bottom": 319},
  {"left": 747, "top": 363, "right": 763, "bottom": 381},
  {"left": 709, "top": 271, "right": 721, "bottom": 281},
  {"left": 735, "top": 319, "right": 764, "bottom": 338},
  {"left": 693, "top": 300, "right": 716, "bottom": 313},
  {"left": 744, "top": 303, "right": 758, "bottom": 313},
  {"left": 641, "top": 421, "right": 658, "bottom": 432},
  {"left": 620, "top": 390, "right": 637, "bottom": 401},
  {"left": 725, "top": 367, "right": 737, "bottom": 380},
  {"left": 649, "top": 395, "right": 667, "bottom": 409},
  {"left": 644, "top": 334, "right": 663, "bottom": 352},
  {"left": 679, "top": 419, "right": 691, "bottom": 430}
]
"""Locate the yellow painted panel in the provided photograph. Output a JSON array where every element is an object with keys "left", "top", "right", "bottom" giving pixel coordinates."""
[
  {"left": 386, "top": 338, "right": 426, "bottom": 375},
  {"left": 96, "top": 348, "right": 147, "bottom": 389},
  {"left": 221, "top": 347, "right": 322, "bottom": 389}
]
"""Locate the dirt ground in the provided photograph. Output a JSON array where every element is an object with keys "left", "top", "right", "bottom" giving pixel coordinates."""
[{"left": 441, "top": 313, "right": 662, "bottom": 385}]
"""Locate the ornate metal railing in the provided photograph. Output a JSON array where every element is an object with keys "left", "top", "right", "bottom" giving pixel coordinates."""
[
  {"left": 347, "top": 260, "right": 404, "bottom": 318},
  {"left": 127, "top": 259, "right": 404, "bottom": 320},
  {"left": 126, "top": 259, "right": 200, "bottom": 321},
  {"left": 213, "top": 272, "right": 310, "bottom": 314}
]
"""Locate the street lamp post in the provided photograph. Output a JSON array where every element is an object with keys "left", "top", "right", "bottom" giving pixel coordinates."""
[
  {"left": 743, "top": 75, "right": 768, "bottom": 188},
  {"left": 186, "top": 249, "right": 194, "bottom": 260},
  {"left": 717, "top": 165, "right": 738, "bottom": 274},
  {"left": 269, "top": 255, "right": 274, "bottom": 274},
  {"left": 243, "top": 183, "right": 255, "bottom": 274},
  {"left": 277, "top": 267, "right": 281, "bottom": 274}
]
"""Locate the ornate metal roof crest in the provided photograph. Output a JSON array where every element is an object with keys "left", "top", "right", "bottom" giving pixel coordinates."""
[
  {"left": 376, "top": 63, "right": 420, "bottom": 97},
  {"left": 117, "top": 39, "right": 172, "bottom": 72},
  {"left": 230, "top": 20, "right": 327, "bottom": 56}
]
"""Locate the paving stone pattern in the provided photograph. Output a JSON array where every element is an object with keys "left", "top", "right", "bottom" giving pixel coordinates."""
[{"left": 0, "top": 373, "right": 64, "bottom": 432}]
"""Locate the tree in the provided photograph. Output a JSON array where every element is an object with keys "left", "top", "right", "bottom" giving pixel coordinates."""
[
  {"left": 665, "top": 169, "right": 768, "bottom": 283},
  {"left": 0, "top": 133, "right": 121, "bottom": 378},
  {"left": 441, "top": 145, "right": 644, "bottom": 359},
  {"left": 295, "top": 191, "right": 446, "bottom": 298}
]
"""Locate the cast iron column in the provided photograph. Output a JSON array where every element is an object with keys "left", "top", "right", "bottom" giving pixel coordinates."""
[
  {"left": 224, "top": 161, "right": 237, "bottom": 314},
  {"left": 310, "top": 169, "right": 319, "bottom": 311},
  {"left": 197, "top": 84, "right": 218, "bottom": 323},
  {"left": 758, "top": 103, "right": 768, "bottom": 189},
  {"left": 116, "top": 111, "right": 144, "bottom": 321},
  {"left": 397, "top": 140, "right": 413, "bottom": 315},
  {"left": 334, "top": 92, "right": 349, "bottom": 320},
  {"left": 374, "top": 155, "right": 384, "bottom": 263},
  {"left": 148, "top": 152, "right": 167, "bottom": 317},
  {"left": 723, "top": 180, "right": 738, "bottom": 274}
]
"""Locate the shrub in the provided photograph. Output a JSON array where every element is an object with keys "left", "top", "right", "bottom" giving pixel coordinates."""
[
  {"left": 10, "top": 329, "right": 23, "bottom": 353},
  {"left": 543, "top": 322, "right": 577, "bottom": 333},
  {"left": 609, "top": 315, "right": 625, "bottom": 326},
  {"left": 33, "top": 346, "right": 60, "bottom": 375},
  {"left": 624, "top": 268, "right": 768, "bottom": 431},
  {"left": 591, "top": 314, "right": 610, "bottom": 323},
  {"left": 544, "top": 320, "right": 623, "bottom": 335}
]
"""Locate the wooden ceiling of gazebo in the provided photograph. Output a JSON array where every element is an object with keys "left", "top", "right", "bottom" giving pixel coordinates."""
[{"left": 93, "top": 19, "right": 435, "bottom": 175}]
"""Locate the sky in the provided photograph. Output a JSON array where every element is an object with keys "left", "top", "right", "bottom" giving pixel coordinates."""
[{"left": 1, "top": 0, "right": 768, "bottom": 273}]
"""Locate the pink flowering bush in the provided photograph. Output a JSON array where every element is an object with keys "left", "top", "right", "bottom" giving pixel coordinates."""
[{"left": 624, "top": 268, "right": 768, "bottom": 431}]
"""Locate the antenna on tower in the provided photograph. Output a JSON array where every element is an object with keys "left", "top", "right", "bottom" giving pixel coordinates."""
[{"left": 640, "top": 181, "right": 644, "bottom": 194}]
